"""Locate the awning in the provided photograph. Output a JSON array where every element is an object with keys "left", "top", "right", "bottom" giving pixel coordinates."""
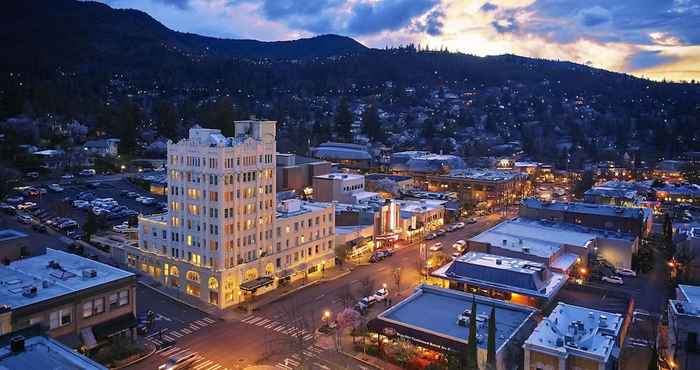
[
  {"left": 93, "top": 313, "right": 138, "bottom": 341},
  {"left": 275, "top": 269, "right": 293, "bottom": 279},
  {"left": 240, "top": 276, "right": 274, "bottom": 291},
  {"left": 80, "top": 327, "right": 98, "bottom": 350}
]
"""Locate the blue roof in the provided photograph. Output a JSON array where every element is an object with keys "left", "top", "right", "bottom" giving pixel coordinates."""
[
  {"left": 380, "top": 285, "right": 535, "bottom": 351},
  {"left": 521, "top": 198, "right": 646, "bottom": 220},
  {"left": 310, "top": 142, "right": 371, "bottom": 160}
]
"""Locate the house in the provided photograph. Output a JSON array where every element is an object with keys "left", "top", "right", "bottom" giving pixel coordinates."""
[
  {"left": 665, "top": 284, "right": 700, "bottom": 370},
  {"left": 83, "top": 138, "right": 120, "bottom": 157}
]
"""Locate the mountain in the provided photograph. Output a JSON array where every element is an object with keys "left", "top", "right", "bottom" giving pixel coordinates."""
[{"left": 0, "top": 0, "right": 367, "bottom": 71}]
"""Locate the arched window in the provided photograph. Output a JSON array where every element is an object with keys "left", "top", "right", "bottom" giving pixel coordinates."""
[
  {"left": 186, "top": 270, "right": 200, "bottom": 283},
  {"left": 208, "top": 277, "right": 219, "bottom": 291},
  {"left": 245, "top": 268, "right": 258, "bottom": 281},
  {"left": 265, "top": 263, "right": 274, "bottom": 275},
  {"left": 170, "top": 266, "right": 180, "bottom": 276}
]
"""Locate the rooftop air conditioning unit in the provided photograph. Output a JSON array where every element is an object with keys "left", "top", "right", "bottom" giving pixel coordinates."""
[{"left": 22, "top": 285, "right": 37, "bottom": 297}]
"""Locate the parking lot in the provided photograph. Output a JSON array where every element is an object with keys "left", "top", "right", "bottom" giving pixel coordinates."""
[{"left": 2, "top": 174, "right": 166, "bottom": 241}]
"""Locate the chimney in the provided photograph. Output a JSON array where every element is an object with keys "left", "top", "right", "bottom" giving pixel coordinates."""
[
  {"left": 599, "top": 315, "right": 608, "bottom": 328},
  {"left": 10, "top": 336, "right": 25, "bottom": 353}
]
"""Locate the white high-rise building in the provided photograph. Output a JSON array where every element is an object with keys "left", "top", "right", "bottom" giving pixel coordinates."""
[{"left": 125, "top": 120, "right": 336, "bottom": 308}]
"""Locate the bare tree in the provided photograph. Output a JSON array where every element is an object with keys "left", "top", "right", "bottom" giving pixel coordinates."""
[
  {"left": 337, "top": 283, "right": 356, "bottom": 308},
  {"left": 393, "top": 267, "right": 402, "bottom": 294},
  {"left": 265, "top": 297, "right": 322, "bottom": 370},
  {"left": 359, "top": 276, "right": 375, "bottom": 299}
]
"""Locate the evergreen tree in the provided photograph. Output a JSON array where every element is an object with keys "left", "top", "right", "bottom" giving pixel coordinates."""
[
  {"left": 116, "top": 98, "right": 141, "bottom": 154},
  {"left": 334, "top": 97, "right": 353, "bottom": 142},
  {"left": 647, "top": 346, "right": 659, "bottom": 370},
  {"left": 361, "top": 104, "right": 384, "bottom": 142},
  {"left": 467, "top": 296, "right": 478, "bottom": 370},
  {"left": 205, "top": 96, "right": 236, "bottom": 137},
  {"left": 155, "top": 100, "right": 179, "bottom": 139},
  {"left": 83, "top": 212, "right": 98, "bottom": 242},
  {"left": 663, "top": 213, "right": 673, "bottom": 243},
  {"left": 486, "top": 305, "right": 497, "bottom": 369}
]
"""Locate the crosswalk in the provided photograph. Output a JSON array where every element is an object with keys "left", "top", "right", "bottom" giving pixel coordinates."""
[
  {"left": 156, "top": 346, "right": 229, "bottom": 370},
  {"left": 275, "top": 345, "right": 325, "bottom": 369},
  {"left": 147, "top": 316, "right": 217, "bottom": 346},
  {"left": 240, "top": 315, "right": 315, "bottom": 341}
]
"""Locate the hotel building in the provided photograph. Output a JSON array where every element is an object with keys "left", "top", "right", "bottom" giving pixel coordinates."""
[{"left": 126, "top": 120, "right": 336, "bottom": 309}]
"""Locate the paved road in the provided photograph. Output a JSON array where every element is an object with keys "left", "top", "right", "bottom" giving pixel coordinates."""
[{"left": 129, "top": 215, "right": 502, "bottom": 370}]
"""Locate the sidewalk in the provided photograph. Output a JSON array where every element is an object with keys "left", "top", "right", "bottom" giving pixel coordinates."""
[
  {"left": 139, "top": 263, "right": 358, "bottom": 321},
  {"left": 317, "top": 327, "right": 404, "bottom": 370}
]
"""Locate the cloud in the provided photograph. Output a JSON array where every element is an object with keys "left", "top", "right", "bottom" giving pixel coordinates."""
[
  {"left": 346, "top": 0, "right": 440, "bottom": 35},
  {"left": 649, "top": 32, "right": 683, "bottom": 46},
  {"left": 413, "top": 9, "right": 445, "bottom": 36},
  {"left": 480, "top": 2, "right": 497, "bottom": 12},
  {"left": 627, "top": 50, "right": 677, "bottom": 70},
  {"left": 577, "top": 6, "right": 611, "bottom": 27},
  {"left": 492, "top": 16, "right": 519, "bottom": 33},
  {"left": 153, "top": 0, "right": 189, "bottom": 10}
]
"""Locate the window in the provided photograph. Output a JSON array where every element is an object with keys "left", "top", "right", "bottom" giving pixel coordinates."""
[
  {"left": 82, "top": 301, "right": 93, "bottom": 318},
  {"left": 119, "top": 290, "right": 129, "bottom": 306},
  {"left": 94, "top": 297, "right": 105, "bottom": 314},
  {"left": 50, "top": 309, "right": 72, "bottom": 329}
]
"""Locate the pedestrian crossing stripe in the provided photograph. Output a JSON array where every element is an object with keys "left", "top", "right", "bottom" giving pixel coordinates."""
[
  {"left": 193, "top": 360, "right": 213, "bottom": 370},
  {"left": 206, "top": 365, "right": 222, "bottom": 370},
  {"left": 246, "top": 317, "right": 262, "bottom": 324},
  {"left": 256, "top": 319, "right": 271, "bottom": 326},
  {"left": 303, "top": 334, "right": 314, "bottom": 341},
  {"left": 285, "top": 358, "right": 300, "bottom": 366},
  {"left": 190, "top": 323, "right": 200, "bottom": 330},
  {"left": 181, "top": 328, "right": 192, "bottom": 334},
  {"left": 156, "top": 346, "right": 179, "bottom": 355},
  {"left": 162, "top": 335, "right": 174, "bottom": 341},
  {"left": 275, "top": 364, "right": 292, "bottom": 370},
  {"left": 274, "top": 325, "right": 286, "bottom": 332},
  {"left": 203, "top": 317, "right": 216, "bottom": 324},
  {"left": 169, "top": 331, "right": 183, "bottom": 338},
  {"left": 265, "top": 321, "right": 278, "bottom": 328},
  {"left": 195, "top": 320, "right": 208, "bottom": 326},
  {"left": 308, "top": 346, "right": 323, "bottom": 353},
  {"left": 291, "top": 354, "right": 300, "bottom": 360}
]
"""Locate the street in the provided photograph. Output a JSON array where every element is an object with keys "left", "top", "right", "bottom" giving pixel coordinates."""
[{"left": 128, "top": 215, "right": 503, "bottom": 370}]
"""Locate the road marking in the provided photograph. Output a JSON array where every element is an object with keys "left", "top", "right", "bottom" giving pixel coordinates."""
[
  {"left": 287, "top": 328, "right": 300, "bottom": 336},
  {"left": 246, "top": 317, "right": 262, "bottom": 324},
  {"left": 155, "top": 313, "right": 172, "bottom": 322},
  {"left": 274, "top": 325, "right": 286, "bottom": 332},
  {"left": 181, "top": 328, "right": 192, "bottom": 334},
  {"left": 276, "top": 364, "right": 292, "bottom": 370},
  {"left": 315, "top": 294, "right": 325, "bottom": 300},
  {"left": 376, "top": 267, "right": 387, "bottom": 272},
  {"left": 162, "top": 335, "right": 174, "bottom": 341},
  {"left": 314, "top": 362, "right": 331, "bottom": 370},
  {"left": 190, "top": 323, "right": 201, "bottom": 330},
  {"left": 302, "top": 350, "right": 316, "bottom": 358},
  {"left": 283, "top": 327, "right": 296, "bottom": 334},
  {"left": 308, "top": 346, "right": 323, "bottom": 353},
  {"left": 286, "top": 358, "right": 300, "bottom": 366},
  {"left": 265, "top": 321, "right": 278, "bottom": 329},
  {"left": 193, "top": 360, "right": 213, "bottom": 370},
  {"left": 156, "top": 346, "right": 179, "bottom": 355},
  {"left": 195, "top": 320, "right": 208, "bottom": 326},
  {"left": 169, "top": 331, "right": 183, "bottom": 338},
  {"left": 350, "top": 279, "right": 359, "bottom": 284},
  {"left": 241, "top": 315, "right": 255, "bottom": 322},
  {"left": 203, "top": 317, "right": 216, "bottom": 324},
  {"left": 292, "top": 354, "right": 300, "bottom": 360},
  {"left": 303, "top": 334, "right": 314, "bottom": 341},
  {"left": 256, "top": 319, "right": 271, "bottom": 326},
  {"left": 205, "top": 365, "right": 222, "bottom": 370}
]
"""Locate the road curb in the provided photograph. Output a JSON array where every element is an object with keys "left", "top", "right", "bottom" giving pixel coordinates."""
[
  {"left": 338, "top": 350, "right": 383, "bottom": 370},
  {"left": 138, "top": 280, "right": 219, "bottom": 318},
  {"left": 109, "top": 341, "right": 157, "bottom": 369}
]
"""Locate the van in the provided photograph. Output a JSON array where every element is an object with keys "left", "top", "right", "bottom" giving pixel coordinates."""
[{"left": 159, "top": 351, "right": 197, "bottom": 370}]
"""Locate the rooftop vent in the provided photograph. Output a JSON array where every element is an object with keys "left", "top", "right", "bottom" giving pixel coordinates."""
[
  {"left": 22, "top": 285, "right": 37, "bottom": 298},
  {"left": 496, "top": 259, "right": 502, "bottom": 265},
  {"left": 10, "top": 335, "right": 25, "bottom": 353},
  {"left": 599, "top": 315, "right": 608, "bottom": 328},
  {"left": 82, "top": 269, "right": 97, "bottom": 280}
]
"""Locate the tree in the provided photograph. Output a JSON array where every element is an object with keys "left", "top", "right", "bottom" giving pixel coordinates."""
[
  {"left": 573, "top": 170, "right": 594, "bottom": 199},
  {"left": 663, "top": 213, "right": 673, "bottom": 244},
  {"left": 205, "top": 96, "right": 236, "bottom": 137},
  {"left": 83, "top": 212, "right": 99, "bottom": 242},
  {"left": 393, "top": 267, "right": 402, "bottom": 294},
  {"left": 486, "top": 305, "right": 496, "bottom": 369},
  {"left": 361, "top": 104, "right": 384, "bottom": 142},
  {"left": 466, "top": 296, "right": 478, "bottom": 370},
  {"left": 334, "top": 244, "right": 348, "bottom": 266},
  {"left": 334, "top": 97, "right": 353, "bottom": 142},
  {"left": 155, "top": 100, "right": 179, "bottom": 139},
  {"left": 647, "top": 346, "right": 659, "bottom": 370}
]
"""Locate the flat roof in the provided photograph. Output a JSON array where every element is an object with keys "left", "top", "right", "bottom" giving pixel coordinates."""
[
  {"left": 0, "top": 249, "right": 134, "bottom": 310},
  {"left": 395, "top": 199, "right": 445, "bottom": 214},
  {"left": 378, "top": 285, "right": 535, "bottom": 352},
  {"left": 0, "top": 336, "right": 106, "bottom": 370},
  {"left": 443, "top": 168, "right": 525, "bottom": 182},
  {"left": 672, "top": 284, "right": 700, "bottom": 317},
  {"left": 364, "top": 173, "right": 413, "bottom": 182},
  {"left": 470, "top": 218, "right": 597, "bottom": 258},
  {"left": 522, "top": 198, "right": 646, "bottom": 220},
  {"left": 525, "top": 302, "right": 623, "bottom": 363},
  {"left": 314, "top": 172, "right": 364, "bottom": 181},
  {"left": 433, "top": 252, "right": 566, "bottom": 298},
  {"left": 276, "top": 200, "right": 333, "bottom": 219},
  {"left": 0, "top": 229, "right": 28, "bottom": 243}
]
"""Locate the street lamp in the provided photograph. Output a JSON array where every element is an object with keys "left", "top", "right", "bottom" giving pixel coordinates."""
[
  {"left": 323, "top": 310, "right": 331, "bottom": 326},
  {"left": 382, "top": 283, "right": 387, "bottom": 289}
]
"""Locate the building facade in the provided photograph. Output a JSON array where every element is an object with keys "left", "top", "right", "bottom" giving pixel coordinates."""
[
  {"left": 127, "top": 121, "right": 336, "bottom": 309},
  {"left": 666, "top": 284, "right": 700, "bottom": 370},
  {"left": 427, "top": 169, "right": 530, "bottom": 209},
  {"left": 0, "top": 249, "right": 136, "bottom": 350}
]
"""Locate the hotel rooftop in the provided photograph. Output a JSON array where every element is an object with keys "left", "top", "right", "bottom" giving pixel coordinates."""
[
  {"left": 432, "top": 252, "right": 566, "bottom": 299},
  {"left": 524, "top": 302, "right": 623, "bottom": 364},
  {"left": 0, "top": 335, "right": 106, "bottom": 370},
  {"left": 444, "top": 168, "right": 526, "bottom": 182},
  {"left": 0, "top": 249, "right": 134, "bottom": 310},
  {"left": 276, "top": 199, "right": 333, "bottom": 218}
]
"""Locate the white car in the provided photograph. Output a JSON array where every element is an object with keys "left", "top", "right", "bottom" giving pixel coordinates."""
[
  {"left": 61, "top": 174, "right": 75, "bottom": 180},
  {"left": 17, "top": 215, "right": 33, "bottom": 224},
  {"left": 615, "top": 268, "right": 637, "bottom": 277},
  {"left": 425, "top": 232, "right": 438, "bottom": 240},
  {"left": 5, "top": 196, "right": 23, "bottom": 203},
  {"left": 429, "top": 243, "right": 443, "bottom": 252},
  {"left": 48, "top": 183, "right": 64, "bottom": 192},
  {"left": 17, "top": 202, "right": 37, "bottom": 210},
  {"left": 454, "top": 222, "right": 465, "bottom": 229},
  {"left": 602, "top": 275, "right": 624, "bottom": 285},
  {"left": 373, "top": 288, "right": 389, "bottom": 302}
]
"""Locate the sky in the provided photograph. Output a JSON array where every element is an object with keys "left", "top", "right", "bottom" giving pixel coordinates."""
[{"left": 99, "top": 0, "right": 700, "bottom": 82}]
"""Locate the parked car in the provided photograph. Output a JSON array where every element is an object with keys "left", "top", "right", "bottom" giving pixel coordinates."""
[
  {"left": 5, "top": 196, "right": 23, "bottom": 203},
  {"left": 373, "top": 288, "right": 389, "bottom": 302},
  {"left": 61, "top": 174, "right": 75, "bottom": 180},
  {"left": 32, "top": 224, "right": 47, "bottom": 232},
  {"left": 602, "top": 275, "right": 624, "bottom": 285},
  {"left": 446, "top": 224, "right": 458, "bottom": 232},
  {"left": 356, "top": 296, "right": 376, "bottom": 311},
  {"left": 120, "top": 190, "right": 130, "bottom": 197},
  {"left": 1, "top": 204, "right": 17, "bottom": 215},
  {"left": 48, "top": 183, "right": 64, "bottom": 192},
  {"left": 436, "top": 228, "right": 447, "bottom": 236},
  {"left": 454, "top": 222, "right": 466, "bottom": 228},
  {"left": 376, "top": 249, "right": 393, "bottom": 258},
  {"left": 425, "top": 232, "right": 438, "bottom": 240},
  {"left": 25, "top": 171, "right": 39, "bottom": 179},
  {"left": 429, "top": 243, "right": 443, "bottom": 252},
  {"left": 466, "top": 218, "right": 477, "bottom": 224},
  {"left": 126, "top": 191, "right": 139, "bottom": 198},
  {"left": 17, "top": 215, "right": 33, "bottom": 224},
  {"left": 17, "top": 202, "right": 37, "bottom": 210},
  {"left": 615, "top": 268, "right": 637, "bottom": 277},
  {"left": 86, "top": 182, "right": 101, "bottom": 189},
  {"left": 79, "top": 169, "right": 96, "bottom": 177},
  {"left": 369, "top": 253, "right": 384, "bottom": 263},
  {"left": 23, "top": 188, "right": 40, "bottom": 197}
]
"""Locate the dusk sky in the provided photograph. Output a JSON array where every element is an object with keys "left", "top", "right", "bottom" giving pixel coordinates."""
[{"left": 99, "top": 0, "right": 700, "bottom": 82}]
